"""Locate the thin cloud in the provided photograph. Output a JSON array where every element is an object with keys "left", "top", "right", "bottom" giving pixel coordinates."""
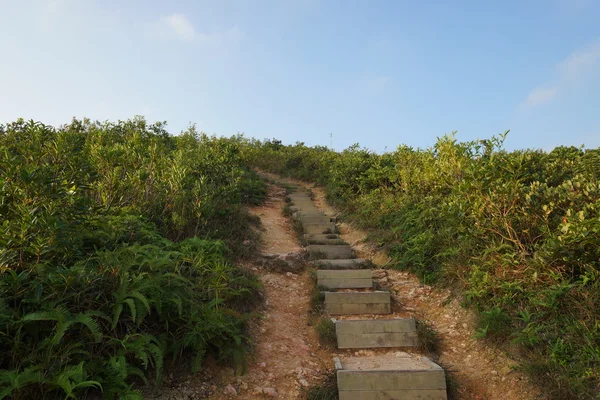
[
  {"left": 163, "top": 13, "right": 196, "bottom": 41},
  {"left": 521, "top": 39, "right": 600, "bottom": 109},
  {"left": 156, "top": 13, "right": 242, "bottom": 48},
  {"left": 363, "top": 76, "right": 390, "bottom": 95},
  {"left": 559, "top": 40, "right": 600, "bottom": 80},
  {"left": 525, "top": 87, "right": 558, "bottom": 107}
]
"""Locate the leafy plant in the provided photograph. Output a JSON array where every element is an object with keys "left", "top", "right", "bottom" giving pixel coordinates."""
[{"left": 0, "top": 118, "right": 266, "bottom": 399}]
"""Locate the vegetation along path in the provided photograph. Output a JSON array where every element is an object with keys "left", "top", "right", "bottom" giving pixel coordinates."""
[{"left": 255, "top": 173, "right": 543, "bottom": 400}]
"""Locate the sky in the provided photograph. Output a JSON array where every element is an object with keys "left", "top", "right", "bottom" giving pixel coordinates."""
[{"left": 1, "top": 0, "right": 599, "bottom": 152}]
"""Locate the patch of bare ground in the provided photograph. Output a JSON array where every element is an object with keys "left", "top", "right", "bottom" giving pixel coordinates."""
[{"left": 206, "top": 183, "right": 335, "bottom": 399}]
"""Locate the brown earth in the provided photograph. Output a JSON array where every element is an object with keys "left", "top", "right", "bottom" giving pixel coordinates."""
[{"left": 206, "top": 183, "right": 335, "bottom": 399}]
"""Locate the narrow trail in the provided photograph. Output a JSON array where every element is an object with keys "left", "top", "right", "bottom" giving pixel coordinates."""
[{"left": 209, "top": 183, "right": 334, "bottom": 399}]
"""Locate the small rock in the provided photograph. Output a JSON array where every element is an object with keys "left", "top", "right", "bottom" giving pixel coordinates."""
[
  {"left": 299, "top": 378, "right": 310, "bottom": 387},
  {"left": 223, "top": 384, "right": 237, "bottom": 396},
  {"left": 491, "top": 370, "right": 498, "bottom": 375},
  {"left": 258, "top": 362, "right": 267, "bottom": 368},
  {"left": 262, "top": 387, "right": 278, "bottom": 397},
  {"left": 500, "top": 366, "right": 512, "bottom": 376}
]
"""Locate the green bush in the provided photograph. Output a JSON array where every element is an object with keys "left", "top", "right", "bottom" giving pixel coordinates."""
[
  {"left": 239, "top": 133, "right": 600, "bottom": 399},
  {"left": 0, "top": 118, "right": 266, "bottom": 399}
]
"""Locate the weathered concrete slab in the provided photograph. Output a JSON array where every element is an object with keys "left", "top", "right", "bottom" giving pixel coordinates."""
[
  {"left": 288, "top": 197, "right": 314, "bottom": 204},
  {"left": 317, "top": 270, "right": 372, "bottom": 289},
  {"left": 317, "top": 270, "right": 372, "bottom": 279},
  {"left": 303, "top": 223, "right": 336, "bottom": 234},
  {"left": 311, "top": 259, "right": 370, "bottom": 269},
  {"left": 293, "top": 210, "right": 325, "bottom": 219},
  {"left": 290, "top": 203, "right": 319, "bottom": 209},
  {"left": 304, "top": 233, "right": 340, "bottom": 240},
  {"left": 307, "top": 245, "right": 353, "bottom": 259},
  {"left": 296, "top": 215, "right": 333, "bottom": 224},
  {"left": 304, "top": 233, "right": 345, "bottom": 244},
  {"left": 306, "top": 238, "right": 347, "bottom": 245},
  {"left": 335, "top": 319, "right": 419, "bottom": 348},
  {"left": 290, "top": 205, "right": 321, "bottom": 214},
  {"left": 289, "top": 193, "right": 312, "bottom": 199},
  {"left": 290, "top": 201, "right": 315, "bottom": 207},
  {"left": 335, "top": 355, "right": 447, "bottom": 400},
  {"left": 325, "top": 292, "right": 391, "bottom": 315}
]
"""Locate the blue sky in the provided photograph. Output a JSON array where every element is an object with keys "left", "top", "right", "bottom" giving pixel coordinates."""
[{"left": 1, "top": 0, "right": 599, "bottom": 152}]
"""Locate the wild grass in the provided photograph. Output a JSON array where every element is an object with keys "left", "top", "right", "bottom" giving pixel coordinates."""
[
  {"left": 313, "top": 317, "right": 337, "bottom": 349},
  {"left": 303, "top": 371, "right": 338, "bottom": 400}
]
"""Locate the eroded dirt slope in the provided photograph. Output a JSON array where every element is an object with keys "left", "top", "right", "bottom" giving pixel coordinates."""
[{"left": 208, "top": 183, "right": 334, "bottom": 399}]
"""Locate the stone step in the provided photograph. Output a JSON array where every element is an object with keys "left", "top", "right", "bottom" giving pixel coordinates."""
[
  {"left": 290, "top": 205, "right": 321, "bottom": 214},
  {"left": 288, "top": 193, "right": 312, "bottom": 199},
  {"left": 324, "top": 291, "right": 391, "bottom": 315},
  {"left": 310, "top": 259, "right": 371, "bottom": 269},
  {"left": 288, "top": 198, "right": 314, "bottom": 205},
  {"left": 296, "top": 215, "right": 333, "bottom": 225},
  {"left": 317, "top": 270, "right": 372, "bottom": 289},
  {"left": 307, "top": 245, "right": 353, "bottom": 259},
  {"left": 335, "top": 319, "right": 419, "bottom": 349},
  {"left": 306, "top": 238, "right": 347, "bottom": 245},
  {"left": 303, "top": 223, "right": 336, "bottom": 235},
  {"left": 334, "top": 354, "right": 447, "bottom": 400},
  {"left": 292, "top": 210, "right": 324, "bottom": 219},
  {"left": 304, "top": 233, "right": 340, "bottom": 240},
  {"left": 290, "top": 202, "right": 316, "bottom": 208}
]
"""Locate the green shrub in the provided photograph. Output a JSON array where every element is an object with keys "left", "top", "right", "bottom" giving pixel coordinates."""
[
  {"left": 239, "top": 133, "right": 600, "bottom": 399},
  {"left": 0, "top": 118, "right": 266, "bottom": 399}
]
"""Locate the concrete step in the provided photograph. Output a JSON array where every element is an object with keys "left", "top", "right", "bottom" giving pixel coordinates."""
[
  {"left": 292, "top": 200, "right": 315, "bottom": 207},
  {"left": 303, "top": 223, "right": 336, "bottom": 234},
  {"left": 307, "top": 244, "right": 353, "bottom": 259},
  {"left": 290, "top": 205, "right": 321, "bottom": 214},
  {"left": 324, "top": 291, "right": 391, "bottom": 315},
  {"left": 288, "top": 198, "right": 314, "bottom": 204},
  {"left": 306, "top": 238, "right": 347, "bottom": 245},
  {"left": 288, "top": 193, "right": 312, "bottom": 199},
  {"left": 335, "top": 319, "right": 419, "bottom": 349},
  {"left": 292, "top": 210, "right": 324, "bottom": 219},
  {"left": 334, "top": 354, "right": 447, "bottom": 400},
  {"left": 304, "top": 233, "right": 340, "bottom": 240},
  {"left": 296, "top": 215, "right": 333, "bottom": 225},
  {"left": 317, "top": 270, "right": 372, "bottom": 289},
  {"left": 310, "top": 259, "right": 371, "bottom": 269}
]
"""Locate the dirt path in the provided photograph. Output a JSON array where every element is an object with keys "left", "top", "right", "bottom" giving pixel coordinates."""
[
  {"left": 258, "top": 172, "right": 543, "bottom": 400},
  {"left": 208, "top": 183, "right": 334, "bottom": 399}
]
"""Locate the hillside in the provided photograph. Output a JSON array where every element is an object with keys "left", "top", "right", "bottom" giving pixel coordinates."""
[
  {"left": 239, "top": 135, "right": 600, "bottom": 399},
  {"left": 1, "top": 119, "right": 599, "bottom": 399}
]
